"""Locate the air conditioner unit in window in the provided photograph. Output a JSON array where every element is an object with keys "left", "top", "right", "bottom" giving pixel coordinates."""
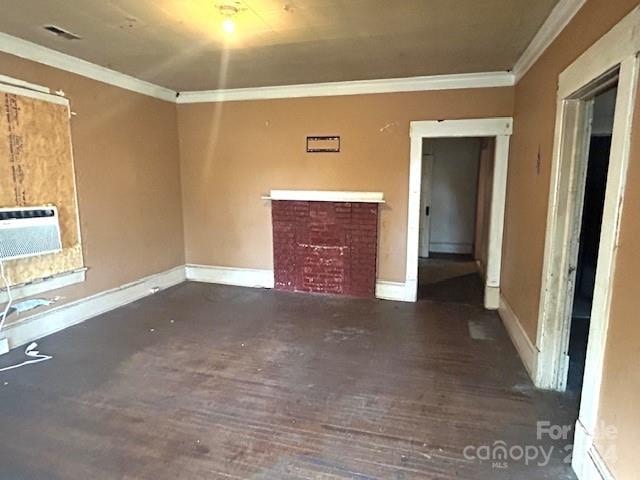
[{"left": 0, "top": 206, "right": 63, "bottom": 261}]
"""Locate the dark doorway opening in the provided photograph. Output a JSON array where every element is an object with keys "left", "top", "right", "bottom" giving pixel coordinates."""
[{"left": 567, "top": 84, "right": 617, "bottom": 395}]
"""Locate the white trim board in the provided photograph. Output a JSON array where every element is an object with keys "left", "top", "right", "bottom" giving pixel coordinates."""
[
  {"left": 0, "top": 79, "right": 69, "bottom": 106},
  {"left": 411, "top": 117, "right": 513, "bottom": 138},
  {"left": 586, "top": 449, "right": 615, "bottom": 480},
  {"left": 0, "top": 32, "right": 176, "bottom": 102},
  {"left": 573, "top": 421, "right": 616, "bottom": 480},
  {"left": 0, "top": 269, "right": 86, "bottom": 304},
  {"left": 1, "top": 265, "right": 186, "bottom": 351},
  {"left": 0, "top": 73, "right": 50, "bottom": 94},
  {"left": 429, "top": 242, "right": 473, "bottom": 255},
  {"left": 375, "top": 281, "right": 414, "bottom": 302},
  {"left": 264, "top": 190, "right": 385, "bottom": 203},
  {"left": 176, "top": 72, "right": 514, "bottom": 103},
  {"left": 0, "top": 31, "right": 514, "bottom": 103},
  {"left": 498, "top": 295, "right": 538, "bottom": 380},
  {"left": 512, "top": 0, "right": 587, "bottom": 81},
  {"left": 186, "top": 264, "right": 274, "bottom": 289}
]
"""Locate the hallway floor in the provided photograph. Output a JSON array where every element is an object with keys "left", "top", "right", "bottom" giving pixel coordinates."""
[
  {"left": 0, "top": 278, "right": 577, "bottom": 479},
  {"left": 418, "top": 254, "right": 484, "bottom": 305}
]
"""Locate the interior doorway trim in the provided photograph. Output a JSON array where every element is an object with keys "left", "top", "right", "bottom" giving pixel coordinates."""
[
  {"left": 406, "top": 117, "right": 513, "bottom": 308},
  {"left": 533, "top": 6, "right": 640, "bottom": 479}
]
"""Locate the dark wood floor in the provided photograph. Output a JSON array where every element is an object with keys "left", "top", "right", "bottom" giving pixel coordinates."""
[{"left": 0, "top": 267, "right": 577, "bottom": 479}]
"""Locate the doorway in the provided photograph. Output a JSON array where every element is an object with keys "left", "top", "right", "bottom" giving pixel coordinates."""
[
  {"left": 567, "top": 85, "right": 617, "bottom": 395},
  {"left": 418, "top": 137, "right": 489, "bottom": 305},
  {"left": 405, "top": 118, "right": 513, "bottom": 308},
  {"left": 419, "top": 137, "right": 482, "bottom": 258}
]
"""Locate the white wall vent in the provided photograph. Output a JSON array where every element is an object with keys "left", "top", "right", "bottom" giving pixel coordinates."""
[{"left": 0, "top": 206, "right": 62, "bottom": 261}]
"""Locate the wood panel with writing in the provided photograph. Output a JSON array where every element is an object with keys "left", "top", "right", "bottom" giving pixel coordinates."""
[{"left": 0, "top": 91, "right": 83, "bottom": 286}]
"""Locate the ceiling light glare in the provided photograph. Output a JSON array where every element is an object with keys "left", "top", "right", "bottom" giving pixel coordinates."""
[{"left": 222, "top": 17, "right": 235, "bottom": 34}]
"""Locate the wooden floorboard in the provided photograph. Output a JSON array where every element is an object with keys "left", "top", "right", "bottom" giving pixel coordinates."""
[{"left": 0, "top": 271, "right": 577, "bottom": 479}]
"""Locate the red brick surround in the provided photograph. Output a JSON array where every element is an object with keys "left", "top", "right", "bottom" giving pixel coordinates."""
[{"left": 272, "top": 200, "right": 378, "bottom": 297}]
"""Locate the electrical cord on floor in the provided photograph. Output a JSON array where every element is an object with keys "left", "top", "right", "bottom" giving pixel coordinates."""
[
  {"left": 0, "top": 342, "right": 52, "bottom": 372},
  {"left": 0, "top": 260, "right": 53, "bottom": 372}
]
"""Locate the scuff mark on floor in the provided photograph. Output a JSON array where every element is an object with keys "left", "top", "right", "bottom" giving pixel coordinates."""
[{"left": 468, "top": 320, "right": 495, "bottom": 340}]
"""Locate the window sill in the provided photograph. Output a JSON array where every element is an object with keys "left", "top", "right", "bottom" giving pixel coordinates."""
[{"left": 0, "top": 268, "right": 87, "bottom": 303}]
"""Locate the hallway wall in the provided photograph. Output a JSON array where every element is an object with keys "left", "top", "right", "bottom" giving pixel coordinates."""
[{"left": 424, "top": 137, "right": 481, "bottom": 255}]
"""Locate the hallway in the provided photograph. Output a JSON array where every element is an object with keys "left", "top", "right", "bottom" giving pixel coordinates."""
[{"left": 418, "top": 254, "right": 485, "bottom": 306}]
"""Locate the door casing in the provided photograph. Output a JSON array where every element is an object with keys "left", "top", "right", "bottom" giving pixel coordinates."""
[{"left": 406, "top": 117, "right": 513, "bottom": 309}]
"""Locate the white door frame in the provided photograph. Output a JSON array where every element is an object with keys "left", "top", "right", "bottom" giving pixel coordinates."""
[
  {"left": 532, "top": 7, "right": 640, "bottom": 479},
  {"left": 406, "top": 117, "right": 513, "bottom": 308}
]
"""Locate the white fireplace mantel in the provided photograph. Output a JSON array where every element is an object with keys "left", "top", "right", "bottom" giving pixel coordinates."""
[{"left": 262, "top": 190, "right": 385, "bottom": 203}]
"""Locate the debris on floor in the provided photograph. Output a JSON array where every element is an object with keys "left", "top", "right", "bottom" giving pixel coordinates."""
[{"left": 9, "top": 297, "right": 59, "bottom": 316}]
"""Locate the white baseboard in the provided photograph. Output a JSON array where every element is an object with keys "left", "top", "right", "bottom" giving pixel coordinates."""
[
  {"left": 1, "top": 265, "right": 186, "bottom": 351},
  {"left": 484, "top": 285, "right": 499, "bottom": 310},
  {"left": 0, "top": 263, "right": 413, "bottom": 351},
  {"left": 573, "top": 420, "right": 615, "bottom": 480},
  {"left": 429, "top": 242, "right": 473, "bottom": 254},
  {"left": 573, "top": 419, "right": 591, "bottom": 479},
  {"left": 586, "top": 448, "right": 615, "bottom": 480},
  {"left": 375, "top": 280, "right": 414, "bottom": 302},
  {"left": 498, "top": 294, "right": 538, "bottom": 380},
  {"left": 186, "top": 264, "right": 414, "bottom": 302},
  {"left": 185, "top": 264, "right": 274, "bottom": 288}
]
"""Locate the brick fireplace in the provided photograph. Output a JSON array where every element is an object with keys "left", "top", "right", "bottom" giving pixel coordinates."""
[{"left": 268, "top": 191, "right": 383, "bottom": 298}]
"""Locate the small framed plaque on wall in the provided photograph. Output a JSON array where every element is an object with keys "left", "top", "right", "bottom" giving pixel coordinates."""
[{"left": 306, "top": 136, "right": 340, "bottom": 153}]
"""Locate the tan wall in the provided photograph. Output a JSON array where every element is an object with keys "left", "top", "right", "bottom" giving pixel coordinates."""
[
  {"left": 1, "top": 52, "right": 185, "bottom": 316},
  {"left": 474, "top": 138, "right": 495, "bottom": 276},
  {"left": 501, "top": 0, "right": 639, "bottom": 341},
  {"left": 594, "top": 83, "right": 640, "bottom": 480},
  {"left": 177, "top": 88, "right": 514, "bottom": 281}
]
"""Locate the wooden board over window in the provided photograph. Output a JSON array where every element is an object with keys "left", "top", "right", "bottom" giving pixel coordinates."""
[{"left": 0, "top": 87, "right": 83, "bottom": 286}]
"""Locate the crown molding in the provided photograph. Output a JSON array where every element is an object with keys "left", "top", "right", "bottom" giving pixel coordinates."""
[
  {"left": 0, "top": 32, "right": 514, "bottom": 104},
  {"left": 176, "top": 71, "right": 515, "bottom": 104},
  {"left": 2, "top": 0, "right": 585, "bottom": 106},
  {"left": 0, "top": 32, "right": 177, "bottom": 102},
  {"left": 512, "top": 0, "right": 587, "bottom": 82}
]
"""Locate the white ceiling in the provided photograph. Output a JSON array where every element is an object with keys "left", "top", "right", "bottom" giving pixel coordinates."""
[{"left": 1, "top": 0, "right": 559, "bottom": 91}]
